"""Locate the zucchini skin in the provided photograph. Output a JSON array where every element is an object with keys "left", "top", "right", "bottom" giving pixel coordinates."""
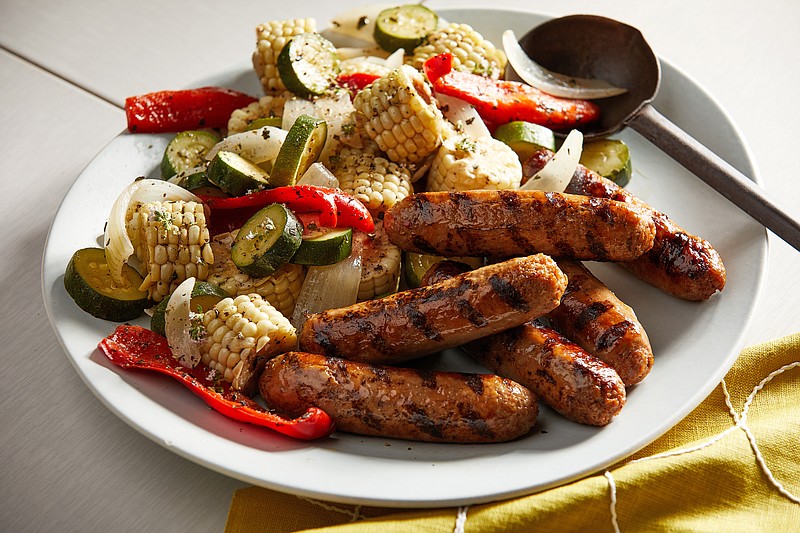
[{"left": 64, "top": 248, "right": 149, "bottom": 322}]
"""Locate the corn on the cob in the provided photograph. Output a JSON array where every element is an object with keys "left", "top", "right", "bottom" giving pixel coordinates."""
[
  {"left": 128, "top": 201, "right": 214, "bottom": 303},
  {"left": 253, "top": 19, "right": 316, "bottom": 94},
  {"left": 358, "top": 221, "right": 402, "bottom": 301},
  {"left": 339, "top": 57, "right": 391, "bottom": 79},
  {"left": 426, "top": 134, "right": 522, "bottom": 192},
  {"left": 227, "top": 92, "right": 292, "bottom": 134},
  {"left": 206, "top": 231, "right": 305, "bottom": 317},
  {"left": 200, "top": 294, "right": 296, "bottom": 393},
  {"left": 331, "top": 150, "right": 413, "bottom": 217},
  {"left": 408, "top": 23, "right": 507, "bottom": 79},
  {"left": 353, "top": 65, "right": 446, "bottom": 165}
]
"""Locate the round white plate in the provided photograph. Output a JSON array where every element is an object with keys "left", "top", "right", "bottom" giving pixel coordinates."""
[{"left": 42, "top": 8, "right": 766, "bottom": 508}]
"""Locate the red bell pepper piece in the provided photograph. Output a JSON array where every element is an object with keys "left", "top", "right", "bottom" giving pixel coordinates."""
[
  {"left": 201, "top": 185, "right": 374, "bottom": 235},
  {"left": 125, "top": 86, "right": 258, "bottom": 133},
  {"left": 423, "top": 53, "right": 600, "bottom": 132},
  {"left": 337, "top": 72, "right": 381, "bottom": 92},
  {"left": 98, "top": 325, "right": 335, "bottom": 440}
]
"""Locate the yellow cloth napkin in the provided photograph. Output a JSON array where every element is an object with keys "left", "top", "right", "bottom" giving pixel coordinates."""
[{"left": 226, "top": 333, "right": 800, "bottom": 532}]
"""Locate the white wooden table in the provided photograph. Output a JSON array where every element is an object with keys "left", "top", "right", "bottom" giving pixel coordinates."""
[{"left": 2, "top": 1, "right": 798, "bottom": 530}]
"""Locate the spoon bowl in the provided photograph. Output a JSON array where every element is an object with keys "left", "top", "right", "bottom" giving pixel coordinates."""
[
  {"left": 515, "top": 14, "right": 800, "bottom": 251},
  {"left": 517, "top": 15, "right": 660, "bottom": 139}
]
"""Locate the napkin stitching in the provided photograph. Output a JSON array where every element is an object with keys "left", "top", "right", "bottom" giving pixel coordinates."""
[
  {"left": 453, "top": 506, "right": 469, "bottom": 533},
  {"left": 604, "top": 471, "right": 620, "bottom": 533},
  {"left": 296, "top": 496, "right": 365, "bottom": 521},
  {"left": 603, "top": 361, "right": 800, "bottom": 530}
]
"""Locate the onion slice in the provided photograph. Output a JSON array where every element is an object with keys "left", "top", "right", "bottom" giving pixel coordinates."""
[
  {"left": 104, "top": 179, "right": 200, "bottom": 286},
  {"left": 290, "top": 232, "right": 365, "bottom": 331},
  {"left": 323, "top": 4, "right": 395, "bottom": 47},
  {"left": 502, "top": 30, "right": 627, "bottom": 100},
  {"left": 383, "top": 47, "right": 405, "bottom": 70},
  {"left": 297, "top": 162, "right": 340, "bottom": 188},
  {"left": 521, "top": 129, "right": 583, "bottom": 192},
  {"left": 205, "top": 126, "right": 287, "bottom": 164},
  {"left": 164, "top": 277, "right": 203, "bottom": 369},
  {"left": 435, "top": 93, "right": 491, "bottom": 139}
]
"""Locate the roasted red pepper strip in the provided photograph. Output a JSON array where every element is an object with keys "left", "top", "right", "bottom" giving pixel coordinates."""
[
  {"left": 337, "top": 72, "right": 381, "bottom": 92},
  {"left": 423, "top": 53, "right": 601, "bottom": 132},
  {"left": 125, "top": 86, "right": 258, "bottom": 133},
  {"left": 201, "top": 185, "right": 374, "bottom": 235},
  {"left": 98, "top": 325, "right": 335, "bottom": 440}
]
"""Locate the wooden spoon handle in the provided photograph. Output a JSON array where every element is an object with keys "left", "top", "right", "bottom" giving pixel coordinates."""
[{"left": 628, "top": 104, "right": 800, "bottom": 251}]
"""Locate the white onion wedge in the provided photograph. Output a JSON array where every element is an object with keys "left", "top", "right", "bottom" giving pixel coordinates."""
[
  {"left": 503, "top": 30, "right": 627, "bottom": 100},
  {"left": 435, "top": 93, "right": 491, "bottom": 140},
  {"left": 384, "top": 47, "right": 405, "bottom": 70},
  {"left": 104, "top": 179, "right": 200, "bottom": 286},
  {"left": 290, "top": 232, "right": 365, "bottom": 331},
  {"left": 521, "top": 129, "right": 583, "bottom": 192},
  {"left": 324, "top": 4, "right": 395, "bottom": 46},
  {"left": 204, "top": 126, "right": 287, "bottom": 164},
  {"left": 297, "top": 162, "right": 340, "bottom": 188},
  {"left": 164, "top": 277, "right": 202, "bottom": 369},
  {"left": 335, "top": 46, "right": 391, "bottom": 60}
]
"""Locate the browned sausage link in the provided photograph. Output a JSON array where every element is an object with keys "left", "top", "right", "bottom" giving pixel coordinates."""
[
  {"left": 259, "top": 352, "right": 538, "bottom": 443},
  {"left": 464, "top": 321, "right": 625, "bottom": 426},
  {"left": 383, "top": 189, "right": 656, "bottom": 262},
  {"left": 298, "top": 254, "right": 567, "bottom": 365},
  {"left": 523, "top": 149, "right": 726, "bottom": 301},
  {"left": 421, "top": 260, "right": 626, "bottom": 426},
  {"left": 546, "top": 260, "right": 653, "bottom": 386}
]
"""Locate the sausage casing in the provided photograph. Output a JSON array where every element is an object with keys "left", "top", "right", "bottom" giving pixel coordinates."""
[
  {"left": 383, "top": 189, "right": 656, "bottom": 261},
  {"left": 547, "top": 260, "right": 654, "bottom": 386},
  {"left": 298, "top": 254, "right": 567, "bottom": 364},
  {"left": 259, "top": 352, "right": 538, "bottom": 443},
  {"left": 524, "top": 150, "right": 726, "bottom": 300}
]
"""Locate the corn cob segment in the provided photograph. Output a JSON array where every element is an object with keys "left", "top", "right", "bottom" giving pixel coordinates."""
[
  {"left": 227, "top": 92, "right": 292, "bottom": 134},
  {"left": 408, "top": 23, "right": 507, "bottom": 79},
  {"left": 358, "top": 221, "right": 402, "bottom": 301},
  {"left": 353, "top": 65, "right": 446, "bottom": 164},
  {"left": 128, "top": 201, "right": 214, "bottom": 303},
  {"left": 206, "top": 231, "right": 305, "bottom": 318},
  {"left": 331, "top": 150, "right": 413, "bottom": 217},
  {"left": 200, "top": 294, "right": 296, "bottom": 393},
  {"left": 427, "top": 134, "right": 522, "bottom": 192},
  {"left": 253, "top": 19, "right": 317, "bottom": 94}
]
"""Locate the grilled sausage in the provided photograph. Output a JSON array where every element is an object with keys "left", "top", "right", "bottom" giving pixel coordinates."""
[
  {"left": 547, "top": 260, "right": 653, "bottom": 386},
  {"left": 524, "top": 149, "right": 726, "bottom": 301},
  {"left": 259, "top": 351, "right": 538, "bottom": 443},
  {"left": 298, "top": 254, "right": 567, "bottom": 364},
  {"left": 423, "top": 260, "right": 626, "bottom": 426},
  {"left": 383, "top": 189, "right": 656, "bottom": 262}
]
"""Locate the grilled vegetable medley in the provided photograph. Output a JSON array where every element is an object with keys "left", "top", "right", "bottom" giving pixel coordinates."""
[{"left": 67, "top": 4, "right": 725, "bottom": 443}]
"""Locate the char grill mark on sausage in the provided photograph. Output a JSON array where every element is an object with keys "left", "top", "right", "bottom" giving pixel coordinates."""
[
  {"left": 575, "top": 301, "right": 611, "bottom": 331},
  {"left": 488, "top": 274, "right": 530, "bottom": 313},
  {"left": 596, "top": 321, "right": 635, "bottom": 352},
  {"left": 407, "top": 307, "right": 442, "bottom": 341},
  {"left": 456, "top": 298, "right": 488, "bottom": 328}
]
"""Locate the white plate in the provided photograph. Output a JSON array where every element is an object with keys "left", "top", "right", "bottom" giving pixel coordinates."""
[{"left": 42, "top": 8, "right": 766, "bottom": 508}]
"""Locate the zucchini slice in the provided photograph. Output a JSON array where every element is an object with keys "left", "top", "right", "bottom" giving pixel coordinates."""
[
  {"left": 232, "top": 204, "right": 304, "bottom": 277},
  {"left": 579, "top": 139, "right": 633, "bottom": 187},
  {"left": 277, "top": 32, "right": 340, "bottom": 97},
  {"left": 374, "top": 4, "right": 439, "bottom": 52},
  {"left": 245, "top": 117, "right": 283, "bottom": 131},
  {"left": 291, "top": 227, "right": 353, "bottom": 266},
  {"left": 160, "top": 130, "right": 220, "bottom": 179},
  {"left": 403, "top": 252, "right": 484, "bottom": 288},
  {"left": 207, "top": 150, "right": 271, "bottom": 196},
  {"left": 150, "top": 281, "right": 229, "bottom": 337},
  {"left": 64, "top": 248, "right": 149, "bottom": 321},
  {"left": 493, "top": 121, "right": 556, "bottom": 163},
  {"left": 269, "top": 114, "right": 327, "bottom": 187}
]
